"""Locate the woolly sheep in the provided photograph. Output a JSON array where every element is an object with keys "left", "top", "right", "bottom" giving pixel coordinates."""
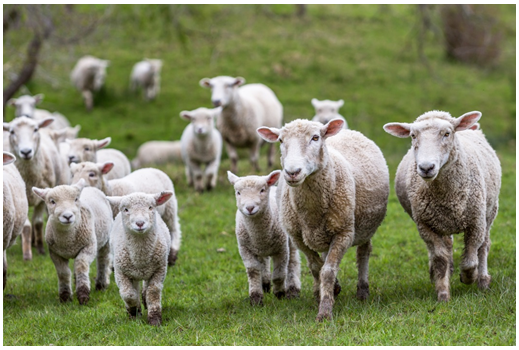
[
  {"left": 311, "top": 98, "right": 348, "bottom": 129},
  {"left": 130, "top": 59, "right": 163, "bottom": 101},
  {"left": 70, "top": 55, "right": 110, "bottom": 111},
  {"left": 107, "top": 191, "right": 173, "bottom": 326},
  {"left": 228, "top": 170, "right": 301, "bottom": 306},
  {"left": 32, "top": 179, "right": 113, "bottom": 304},
  {"left": 199, "top": 76, "right": 283, "bottom": 173},
  {"left": 70, "top": 162, "right": 181, "bottom": 266},
  {"left": 7, "top": 94, "right": 71, "bottom": 130},
  {"left": 383, "top": 110, "right": 501, "bottom": 302},
  {"left": 258, "top": 118, "right": 390, "bottom": 321},
  {"left": 3, "top": 117, "right": 71, "bottom": 256},
  {"left": 180, "top": 107, "right": 223, "bottom": 192},
  {"left": 66, "top": 137, "right": 131, "bottom": 180},
  {"left": 3, "top": 152, "right": 29, "bottom": 289},
  {"left": 131, "top": 140, "right": 182, "bottom": 169}
]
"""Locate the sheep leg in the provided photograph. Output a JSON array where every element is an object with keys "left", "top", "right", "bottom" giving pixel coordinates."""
[
  {"left": 3, "top": 251, "right": 7, "bottom": 290},
  {"left": 185, "top": 163, "right": 194, "bottom": 187},
  {"left": 356, "top": 239, "right": 372, "bottom": 301},
  {"left": 249, "top": 141, "right": 261, "bottom": 172},
  {"left": 477, "top": 233, "right": 491, "bottom": 290},
  {"left": 225, "top": 142, "right": 239, "bottom": 174},
  {"left": 21, "top": 218, "right": 32, "bottom": 261},
  {"left": 74, "top": 246, "right": 96, "bottom": 305},
  {"left": 460, "top": 224, "right": 485, "bottom": 286},
  {"left": 285, "top": 238, "right": 301, "bottom": 299},
  {"left": 291, "top": 234, "right": 323, "bottom": 302},
  {"left": 49, "top": 250, "right": 72, "bottom": 303},
  {"left": 145, "top": 268, "right": 167, "bottom": 326},
  {"left": 205, "top": 159, "right": 220, "bottom": 191},
  {"left": 239, "top": 245, "right": 264, "bottom": 306},
  {"left": 163, "top": 201, "right": 181, "bottom": 266},
  {"left": 271, "top": 253, "right": 288, "bottom": 299},
  {"left": 32, "top": 202, "right": 46, "bottom": 255},
  {"left": 115, "top": 270, "right": 142, "bottom": 319},
  {"left": 82, "top": 90, "right": 93, "bottom": 111},
  {"left": 261, "top": 256, "right": 271, "bottom": 293},
  {"left": 142, "top": 280, "right": 148, "bottom": 310},
  {"left": 95, "top": 242, "right": 111, "bottom": 291}
]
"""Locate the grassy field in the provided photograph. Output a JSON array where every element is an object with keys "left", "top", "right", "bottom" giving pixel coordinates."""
[{"left": 3, "top": 4, "right": 516, "bottom": 345}]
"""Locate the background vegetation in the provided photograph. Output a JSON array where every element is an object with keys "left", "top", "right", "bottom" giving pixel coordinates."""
[{"left": 3, "top": 4, "right": 516, "bottom": 345}]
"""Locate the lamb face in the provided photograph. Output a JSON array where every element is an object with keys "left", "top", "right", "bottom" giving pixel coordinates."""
[
  {"left": 8, "top": 94, "right": 44, "bottom": 118},
  {"left": 3, "top": 117, "right": 54, "bottom": 161},
  {"left": 199, "top": 76, "right": 245, "bottom": 107},
  {"left": 180, "top": 108, "right": 218, "bottom": 136},
  {"left": 228, "top": 171, "right": 280, "bottom": 217},
  {"left": 66, "top": 137, "right": 110, "bottom": 164},
  {"left": 70, "top": 161, "right": 113, "bottom": 190},
  {"left": 311, "top": 98, "right": 344, "bottom": 124}
]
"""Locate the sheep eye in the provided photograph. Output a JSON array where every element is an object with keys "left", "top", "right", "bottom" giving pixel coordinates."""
[
  {"left": 279, "top": 139, "right": 283, "bottom": 144},
  {"left": 10, "top": 130, "right": 14, "bottom": 135},
  {"left": 84, "top": 147, "right": 90, "bottom": 151},
  {"left": 34, "top": 128, "right": 38, "bottom": 133},
  {"left": 124, "top": 208, "right": 129, "bottom": 213},
  {"left": 260, "top": 188, "right": 265, "bottom": 193},
  {"left": 50, "top": 199, "right": 55, "bottom": 205},
  {"left": 236, "top": 191, "right": 241, "bottom": 196},
  {"left": 411, "top": 134, "right": 416, "bottom": 139},
  {"left": 75, "top": 197, "right": 78, "bottom": 202},
  {"left": 88, "top": 172, "right": 95, "bottom": 178},
  {"left": 149, "top": 206, "right": 153, "bottom": 210},
  {"left": 312, "top": 135, "right": 319, "bottom": 142},
  {"left": 444, "top": 132, "right": 450, "bottom": 137}
]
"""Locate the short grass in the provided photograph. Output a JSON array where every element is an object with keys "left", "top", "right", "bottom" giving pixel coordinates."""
[{"left": 3, "top": 4, "right": 516, "bottom": 346}]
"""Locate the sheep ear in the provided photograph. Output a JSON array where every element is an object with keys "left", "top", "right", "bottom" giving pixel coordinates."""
[
  {"left": 7, "top": 98, "right": 17, "bottom": 107},
  {"left": 469, "top": 123, "right": 480, "bottom": 131},
  {"left": 73, "top": 178, "right": 87, "bottom": 191},
  {"left": 70, "top": 162, "right": 79, "bottom": 172},
  {"left": 311, "top": 98, "right": 319, "bottom": 108},
  {"left": 212, "top": 107, "right": 222, "bottom": 118},
  {"left": 38, "top": 118, "right": 54, "bottom": 129},
  {"left": 179, "top": 111, "right": 192, "bottom": 121},
  {"left": 321, "top": 118, "right": 344, "bottom": 139},
  {"left": 454, "top": 111, "right": 482, "bottom": 132},
  {"left": 233, "top": 77, "right": 245, "bottom": 86},
  {"left": 34, "top": 94, "right": 44, "bottom": 104},
  {"left": 106, "top": 196, "right": 122, "bottom": 209},
  {"left": 383, "top": 123, "right": 411, "bottom": 138},
  {"left": 257, "top": 127, "right": 280, "bottom": 143},
  {"left": 32, "top": 187, "right": 48, "bottom": 200},
  {"left": 3, "top": 123, "right": 11, "bottom": 132},
  {"left": 227, "top": 171, "right": 240, "bottom": 185},
  {"left": 199, "top": 78, "right": 212, "bottom": 88},
  {"left": 3, "top": 152, "right": 16, "bottom": 166},
  {"left": 337, "top": 99, "right": 344, "bottom": 108},
  {"left": 98, "top": 162, "right": 114, "bottom": 175},
  {"left": 154, "top": 191, "right": 173, "bottom": 207},
  {"left": 96, "top": 137, "right": 111, "bottom": 150},
  {"left": 266, "top": 170, "right": 281, "bottom": 187},
  {"left": 71, "top": 125, "right": 81, "bottom": 137}
]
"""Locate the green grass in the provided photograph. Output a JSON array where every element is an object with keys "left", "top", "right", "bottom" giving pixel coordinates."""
[{"left": 3, "top": 4, "right": 516, "bottom": 346}]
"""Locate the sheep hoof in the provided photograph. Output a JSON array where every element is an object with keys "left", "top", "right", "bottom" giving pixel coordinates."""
[
  {"left": 333, "top": 278, "right": 342, "bottom": 297},
  {"left": 274, "top": 291, "right": 285, "bottom": 300},
  {"left": 168, "top": 251, "right": 178, "bottom": 266},
  {"left": 262, "top": 282, "right": 271, "bottom": 293},
  {"left": 477, "top": 275, "right": 491, "bottom": 290},
  {"left": 23, "top": 251, "right": 32, "bottom": 261},
  {"left": 460, "top": 267, "right": 477, "bottom": 285},
  {"left": 128, "top": 306, "right": 142, "bottom": 318},
  {"left": 59, "top": 291, "right": 72, "bottom": 303},
  {"left": 286, "top": 286, "right": 301, "bottom": 299},
  {"left": 148, "top": 311, "right": 162, "bottom": 326},
  {"left": 36, "top": 245, "right": 45, "bottom": 255},
  {"left": 95, "top": 281, "right": 107, "bottom": 291},
  {"left": 437, "top": 291, "right": 450, "bottom": 302},
  {"left": 316, "top": 297, "right": 333, "bottom": 322},
  {"left": 77, "top": 285, "right": 90, "bottom": 305},
  {"left": 356, "top": 283, "right": 369, "bottom": 301},
  {"left": 249, "top": 292, "right": 263, "bottom": 306}
]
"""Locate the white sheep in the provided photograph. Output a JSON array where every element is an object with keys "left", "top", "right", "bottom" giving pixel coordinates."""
[
  {"left": 383, "top": 110, "right": 501, "bottom": 302},
  {"left": 32, "top": 179, "right": 113, "bottom": 304},
  {"left": 107, "top": 191, "right": 173, "bottom": 326},
  {"left": 70, "top": 55, "right": 110, "bottom": 111},
  {"left": 3, "top": 152, "right": 29, "bottom": 289},
  {"left": 7, "top": 94, "right": 71, "bottom": 130},
  {"left": 3, "top": 117, "right": 71, "bottom": 257},
  {"left": 311, "top": 98, "right": 348, "bottom": 129},
  {"left": 228, "top": 170, "right": 301, "bottom": 306},
  {"left": 131, "top": 140, "right": 183, "bottom": 169},
  {"left": 199, "top": 76, "right": 283, "bottom": 173},
  {"left": 180, "top": 107, "right": 223, "bottom": 192},
  {"left": 66, "top": 137, "right": 131, "bottom": 180},
  {"left": 258, "top": 118, "right": 390, "bottom": 322},
  {"left": 70, "top": 162, "right": 181, "bottom": 266},
  {"left": 130, "top": 59, "right": 163, "bottom": 100}
]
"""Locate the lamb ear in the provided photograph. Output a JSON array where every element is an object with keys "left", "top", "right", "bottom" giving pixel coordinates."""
[
  {"left": 469, "top": 123, "right": 480, "bottom": 131},
  {"left": 454, "top": 111, "right": 482, "bottom": 132},
  {"left": 227, "top": 171, "right": 240, "bottom": 185},
  {"left": 32, "top": 187, "right": 49, "bottom": 200},
  {"left": 38, "top": 118, "right": 54, "bottom": 129},
  {"left": 34, "top": 94, "right": 44, "bottom": 104},
  {"left": 96, "top": 137, "right": 111, "bottom": 150},
  {"left": 106, "top": 196, "right": 122, "bottom": 209},
  {"left": 311, "top": 98, "right": 319, "bottom": 108},
  {"left": 73, "top": 178, "right": 87, "bottom": 192},
  {"left": 7, "top": 98, "right": 17, "bottom": 107},
  {"left": 233, "top": 77, "right": 245, "bottom": 86},
  {"left": 179, "top": 111, "right": 192, "bottom": 121},
  {"left": 337, "top": 99, "right": 344, "bottom": 108},
  {"left": 71, "top": 125, "right": 81, "bottom": 137},
  {"left": 154, "top": 191, "right": 173, "bottom": 206},
  {"left": 257, "top": 127, "right": 280, "bottom": 143},
  {"left": 98, "top": 162, "right": 114, "bottom": 175},
  {"left": 3, "top": 152, "right": 16, "bottom": 166},
  {"left": 321, "top": 118, "right": 344, "bottom": 139},
  {"left": 383, "top": 123, "right": 411, "bottom": 138},
  {"left": 3, "top": 123, "right": 10, "bottom": 132},
  {"left": 199, "top": 78, "right": 212, "bottom": 88},
  {"left": 266, "top": 170, "right": 281, "bottom": 187},
  {"left": 212, "top": 107, "right": 222, "bottom": 118}
]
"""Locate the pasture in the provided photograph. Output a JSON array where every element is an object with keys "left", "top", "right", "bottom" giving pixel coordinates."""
[{"left": 3, "top": 5, "right": 516, "bottom": 345}]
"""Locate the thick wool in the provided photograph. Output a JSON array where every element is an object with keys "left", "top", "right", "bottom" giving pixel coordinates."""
[{"left": 131, "top": 140, "right": 183, "bottom": 169}]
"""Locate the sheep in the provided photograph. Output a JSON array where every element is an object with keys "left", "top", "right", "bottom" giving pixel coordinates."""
[
  {"left": 32, "top": 179, "right": 113, "bottom": 304},
  {"left": 70, "top": 162, "right": 181, "bottom": 266},
  {"left": 180, "top": 107, "right": 223, "bottom": 192},
  {"left": 66, "top": 137, "right": 131, "bottom": 180},
  {"left": 131, "top": 140, "right": 182, "bottom": 169},
  {"left": 130, "top": 59, "right": 163, "bottom": 100},
  {"left": 227, "top": 170, "right": 301, "bottom": 306},
  {"left": 70, "top": 55, "right": 110, "bottom": 111},
  {"left": 257, "top": 118, "right": 390, "bottom": 322},
  {"left": 199, "top": 76, "right": 283, "bottom": 173},
  {"left": 3, "top": 152, "right": 29, "bottom": 289},
  {"left": 383, "top": 110, "right": 501, "bottom": 302},
  {"left": 107, "top": 191, "right": 173, "bottom": 326},
  {"left": 311, "top": 98, "right": 348, "bottom": 129},
  {"left": 3, "top": 116, "right": 71, "bottom": 257},
  {"left": 7, "top": 94, "right": 71, "bottom": 130}
]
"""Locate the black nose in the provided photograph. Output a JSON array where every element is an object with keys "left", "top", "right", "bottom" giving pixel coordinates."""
[
  {"left": 246, "top": 206, "right": 254, "bottom": 214},
  {"left": 419, "top": 163, "right": 435, "bottom": 174},
  {"left": 20, "top": 149, "right": 32, "bottom": 157},
  {"left": 212, "top": 100, "right": 221, "bottom": 107},
  {"left": 63, "top": 214, "right": 72, "bottom": 221},
  {"left": 136, "top": 221, "right": 144, "bottom": 228},
  {"left": 285, "top": 168, "right": 302, "bottom": 178}
]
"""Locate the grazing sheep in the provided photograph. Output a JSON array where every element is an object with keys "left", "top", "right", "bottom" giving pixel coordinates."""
[
  {"left": 7, "top": 94, "right": 71, "bottom": 130},
  {"left": 66, "top": 137, "right": 131, "bottom": 180},
  {"left": 3, "top": 117, "right": 71, "bottom": 256},
  {"left": 3, "top": 152, "right": 29, "bottom": 289},
  {"left": 311, "top": 98, "right": 348, "bottom": 129},
  {"left": 131, "top": 140, "right": 182, "bottom": 169},
  {"left": 107, "top": 191, "right": 173, "bottom": 326},
  {"left": 228, "top": 170, "right": 301, "bottom": 306},
  {"left": 199, "top": 76, "right": 283, "bottom": 173},
  {"left": 70, "top": 162, "right": 181, "bottom": 266},
  {"left": 180, "top": 107, "right": 223, "bottom": 192},
  {"left": 32, "top": 179, "right": 113, "bottom": 304},
  {"left": 130, "top": 59, "right": 163, "bottom": 100},
  {"left": 258, "top": 118, "right": 390, "bottom": 321},
  {"left": 70, "top": 55, "right": 110, "bottom": 111},
  {"left": 383, "top": 110, "right": 501, "bottom": 301}
]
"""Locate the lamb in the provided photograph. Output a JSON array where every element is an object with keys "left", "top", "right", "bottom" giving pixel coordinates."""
[
  {"left": 199, "top": 76, "right": 283, "bottom": 173},
  {"left": 66, "top": 137, "right": 131, "bottom": 180},
  {"left": 383, "top": 110, "right": 501, "bottom": 302},
  {"left": 70, "top": 162, "right": 181, "bottom": 266},
  {"left": 130, "top": 59, "right": 163, "bottom": 100},
  {"left": 311, "top": 98, "right": 348, "bottom": 129},
  {"left": 7, "top": 94, "right": 71, "bottom": 130},
  {"left": 3, "top": 152, "right": 29, "bottom": 289},
  {"left": 180, "top": 107, "right": 223, "bottom": 192},
  {"left": 257, "top": 118, "right": 390, "bottom": 321},
  {"left": 70, "top": 55, "right": 110, "bottom": 111},
  {"left": 131, "top": 140, "right": 182, "bottom": 169},
  {"left": 3, "top": 117, "right": 71, "bottom": 257},
  {"left": 227, "top": 170, "right": 301, "bottom": 306},
  {"left": 107, "top": 191, "right": 173, "bottom": 326},
  {"left": 32, "top": 179, "right": 113, "bottom": 305}
]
